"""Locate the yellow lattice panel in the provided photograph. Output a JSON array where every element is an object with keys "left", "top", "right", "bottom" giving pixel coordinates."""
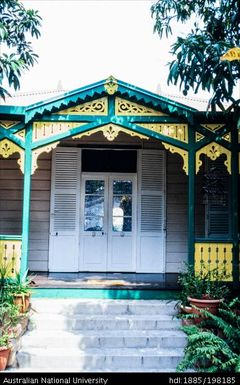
[
  {"left": 115, "top": 97, "right": 168, "bottom": 116},
  {"left": 139, "top": 123, "right": 188, "bottom": 143},
  {"left": 201, "top": 124, "right": 225, "bottom": 132},
  {"left": 56, "top": 97, "right": 108, "bottom": 115},
  {"left": 0, "top": 120, "right": 20, "bottom": 129},
  {"left": 0, "top": 240, "right": 21, "bottom": 278},
  {"left": 33, "top": 122, "right": 85, "bottom": 141},
  {"left": 222, "top": 133, "right": 231, "bottom": 142},
  {"left": 195, "top": 242, "right": 233, "bottom": 281},
  {"left": 196, "top": 132, "right": 205, "bottom": 142},
  {"left": 196, "top": 142, "right": 231, "bottom": 174}
]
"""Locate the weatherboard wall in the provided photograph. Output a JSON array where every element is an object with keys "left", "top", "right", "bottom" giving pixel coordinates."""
[{"left": 0, "top": 138, "right": 189, "bottom": 273}]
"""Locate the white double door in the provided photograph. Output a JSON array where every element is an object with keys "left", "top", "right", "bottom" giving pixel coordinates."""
[{"left": 79, "top": 174, "right": 137, "bottom": 272}]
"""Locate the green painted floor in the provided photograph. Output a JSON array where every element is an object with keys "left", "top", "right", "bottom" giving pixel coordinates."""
[{"left": 31, "top": 288, "right": 180, "bottom": 300}]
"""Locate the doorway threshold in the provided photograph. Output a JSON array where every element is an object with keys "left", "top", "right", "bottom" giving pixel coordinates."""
[{"left": 31, "top": 272, "right": 179, "bottom": 290}]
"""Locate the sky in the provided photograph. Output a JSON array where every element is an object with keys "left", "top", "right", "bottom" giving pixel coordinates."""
[{"left": 19, "top": 0, "right": 190, "bottom": 96}]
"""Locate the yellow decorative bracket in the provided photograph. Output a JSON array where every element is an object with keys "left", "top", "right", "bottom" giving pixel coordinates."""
[
  {"left": 162, "top": 143, "right": 188, "bottom": 175},
  {"left": 0, "top": 139, "right": 24, "bottom": 173},
  {"left": 196, "top": 142, "right": 231, "bottom": 174},
  {"left": 104, "top": 76, "right": 118, "bottom": 95},
  {"left": 73, "top": 124, "right": 149, "bottom": 142},
  {"left": 32, "top": 142, "right": 60, "bottom": 174}
]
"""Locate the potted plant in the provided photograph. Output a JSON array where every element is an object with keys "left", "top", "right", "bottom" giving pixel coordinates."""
[
  {"left": 178, "top": 263, "right": 229, "bottom": 323},
  {"left": 9, "top": 271, "right": 32, "bottom": 314},
  {"left": 0, "top": 333, "right": 11, "bottom": 371}
]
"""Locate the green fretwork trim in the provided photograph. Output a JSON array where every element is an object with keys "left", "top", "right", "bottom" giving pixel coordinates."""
[
  {"left": 23, "top": 78, "right": 197, "bottom": 123},
  {"left": 20, "top": 124, "right": 33, "bottom": 277},
  {"left": 0, "top": 105, "right": 25, "bottom": 116},
  {"left": 188, "top": 125, "right": 196, "bottom": 266},
  {"left": 231, "top": 125, "right": 239, "bottom": 287},
  {"left": 25, "top": 81, "right": 106, "bottom": 122},
  {"left": 0, "top": 126, "right": 25, "bottom": 149},
  {"left": 42, "top": 114, "right": 186, "bottom": 124},
  {"left": 194, "top": 124, "right": 231, "bottom": 151}
]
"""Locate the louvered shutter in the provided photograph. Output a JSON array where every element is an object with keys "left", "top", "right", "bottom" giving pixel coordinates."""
[
  {"left": 49, "top": 148, "right": 80, "bottom": 272},
  {"left": 207, "top": 158, "right": 230, "bottom": 237},
  {"left": 137, "top": 150, "right": 166, "bottom": 272}
]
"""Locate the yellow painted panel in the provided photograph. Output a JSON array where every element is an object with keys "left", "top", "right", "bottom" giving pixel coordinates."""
[
  {"left": 139, "top": 123, "right": 188, "bottom": 143},
  {"left": 115, "top": 97, "right": 169, "bottom": 116},
  {"left": 195, "top": 242, "right": 233, "bottom": 281},
  {"left": 0, "top": 240, "right": 21, "bottom": 278},
  {"left": 56, "top": 97, "right": 108, "bottom": 115}
]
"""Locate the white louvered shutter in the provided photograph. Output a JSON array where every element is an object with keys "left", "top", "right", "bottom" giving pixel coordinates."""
[
  {"left": 49, "top": 148, "right": 80, "bottom": 272},
  {"left": 137, "top": 150, "right": 166, "bottom": 272}
]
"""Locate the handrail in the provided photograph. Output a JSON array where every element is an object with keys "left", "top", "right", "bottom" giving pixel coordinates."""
[{"left": 0, "top": 234, "right": 22, "bottom": 240}]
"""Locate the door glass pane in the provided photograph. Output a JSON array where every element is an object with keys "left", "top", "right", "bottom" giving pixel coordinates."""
[
  {"left": 113, "top": 217, "right": 132, "bottom": 232},
  {"left": 84, "top": 180, "right": 105, "bottom": 231},
  {"left": 85, "top": 180, "right": 104, "bottom": 194},
  {"left": 112, "top": 179, "right": 132, "bottom": 232},
  {"left": 113, "top": 196, "right": 132, "bottom": 216},
  {"left": 113, "top": 180, "right": 132, "bottom": 194},
  {"left": 85, "top": 196, "right": 104, "bottom": 216},
  {"left": 84, "top": 216, "right": 103, "bottom": 231}
]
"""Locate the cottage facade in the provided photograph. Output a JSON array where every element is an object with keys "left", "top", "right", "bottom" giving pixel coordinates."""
[{"left": 0, "top": 78, "right": 239, "bottom": 285}]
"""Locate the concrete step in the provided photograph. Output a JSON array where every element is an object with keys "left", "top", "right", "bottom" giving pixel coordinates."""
[
  {"left": 21, "top": 329, "right": 186, "bottom": 349},
  {"left": 17, "top": 347, "right": 184, "bottom": 371},
  {"left": 29, "top": 313, "right": 181, "bottom": 331},
  {"left": 31, "top": 299, "right": 178, "bottom": 316}
]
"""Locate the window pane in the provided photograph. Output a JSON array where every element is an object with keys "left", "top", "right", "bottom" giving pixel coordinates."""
[
  {"left": 113, "top": 217, "right": 132, "bottom": 232},
  {"left": 113, "top": 196, "right": 132, "bottom": 216},
  {"left": 113, "top": 180, "right": 132, "bottom": 194},
  {"left": 85, "top": 180, "right": 104, "bottom": 194},
  {"left": 85, "top": 196, "right": 104, "bottom": 216},
  {"left": 84, "top": 216, "right": 103, "bottom": 231}
]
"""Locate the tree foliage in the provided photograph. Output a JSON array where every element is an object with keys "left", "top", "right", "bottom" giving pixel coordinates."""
[
  {"left": 151, "top": 0, "right": 240, "bottom": 111},
  {"left": 0, "top": 0, "right": 42, "bottom": 99}
]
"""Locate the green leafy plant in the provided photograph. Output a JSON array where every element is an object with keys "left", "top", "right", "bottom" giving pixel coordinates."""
[
  {"left": 0, "top": 0, "right": 42, "bottom": 99},
  {"left": 0, "top": 333, "right": 10, "bottom": 349},
  {"left": 8, "top": 271, "right": 32, "bottom": 296},
  {"left": 177, "top": 298, "right": 240, "bottom": 372},
  {"left": 178, "top": 263, "right": 229, "bottom": 305}
]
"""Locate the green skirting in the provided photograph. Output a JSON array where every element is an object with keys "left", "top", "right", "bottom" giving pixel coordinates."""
[{"left": 31, "top": 288, "right": 180, "bottom": 300}]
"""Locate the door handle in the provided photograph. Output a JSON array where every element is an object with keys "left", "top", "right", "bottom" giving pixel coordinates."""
[
  {"left": 92, "top": 231, "right": 96, "bottom": 237},
  {"left": 101, "top": 231, "right": 105, "bottom": 236},
  {"left": 120, "top": 232, "right": 125, "bottom": 237}
]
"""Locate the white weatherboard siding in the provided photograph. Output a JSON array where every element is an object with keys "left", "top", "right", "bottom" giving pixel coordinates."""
[
  {"left": 165, "top": 152, "right": 188, "bottom": 272},
  {"left": 0, "top": 140, "right": 189, "bottom": 273}
]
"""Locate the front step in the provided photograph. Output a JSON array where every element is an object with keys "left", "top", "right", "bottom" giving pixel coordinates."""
[
  {"left": 21, "top": 329, "right": 186, "bottom": 349},
  {"left": 17, "top": 347, "right": 184, "bottom": 371},
  {"left": 29, "top": 314, "right": 181, "bottom": 331},
  {"left": 31, "top": 299, "right": 178, "bottom": 316},
  {"left": 16, "top": 299, "right": 185, "bottom": 372}
]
